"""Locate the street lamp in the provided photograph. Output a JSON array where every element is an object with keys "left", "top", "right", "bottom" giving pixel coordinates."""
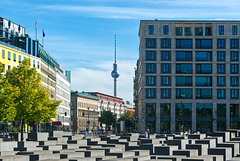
[{"left": 93, "top": 110, "right": 96, "bottom": 134}]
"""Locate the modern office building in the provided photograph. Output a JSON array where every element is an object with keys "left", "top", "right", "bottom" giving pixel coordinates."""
[
  {"left": 136, "top": 20, "right": 240, "bottom": 134},
  {"left": 54, "top": 61, "right": 71, "bottom": 130},
  {"left": 71, "top": 91, "right": 99, "bottom": 132}
]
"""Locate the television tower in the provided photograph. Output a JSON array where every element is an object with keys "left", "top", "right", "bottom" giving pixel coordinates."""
[{"left": 111, "top": 34, "right": 120, "bottom": 97}]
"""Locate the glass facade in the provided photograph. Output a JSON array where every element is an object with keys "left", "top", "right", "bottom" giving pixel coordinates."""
[
  {"left": 146, "top": 103, "right": 156, "bottom": 133},
  {"left": 195, "top": 77, "right": 212, "bottom": 86},
  {"left": 176, "top": 64, "right": 192, "bottom": 74},
  {"left": 196, "top": 89, "right": 212, "bottom": 99},
  {"left": 196, "top": 39, "right": 212, "bottom": 49},
  {"left": 230, "top": 104, "right": 240, "bottom": 129},
  {"left": 175, "top": 103, "right": 192, "bottom": 132},
  {"left": 217, "top": 104, "right": 226, "bottom": 131},
  {"left": 176, "top": 76, "right": 192, "bottom": 86},
  {"left": 176, "top": 39, "right": 192, "bottom": 49},
  {"left": 195, "top": 64, "right": 212, "bottom": 74},
  {"left": 195, "top": 52, "right": 212, "bottom": 61},
  {"left": 176, "top": 51, "right": 192, "bottom": 61},
  {"left": 176, "top": 89, "right": 192, "bottom": 99}
]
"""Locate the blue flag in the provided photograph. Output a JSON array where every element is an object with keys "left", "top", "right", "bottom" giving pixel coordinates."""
[{"left": 43, "top": 30, "right": 45, "bottom": 37}]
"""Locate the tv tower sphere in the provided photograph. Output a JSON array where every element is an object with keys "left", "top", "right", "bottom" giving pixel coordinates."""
[{"left": 111, "top": 64, "right": 119, "bottom": 78}]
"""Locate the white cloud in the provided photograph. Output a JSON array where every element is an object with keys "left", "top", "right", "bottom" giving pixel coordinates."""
[{"left": 71, "top": 60, "right": 136, "bottom": 103}]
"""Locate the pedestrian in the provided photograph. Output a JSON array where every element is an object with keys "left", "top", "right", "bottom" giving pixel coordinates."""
[
  {"left": 147, "top": 129, "right": 150, "bottom": 138},
  {"left": 144, "top": 129, "right": 148, "bottom": 138},
  {"left": 188, "top": 129, "right": 191, "bottom": 134}
]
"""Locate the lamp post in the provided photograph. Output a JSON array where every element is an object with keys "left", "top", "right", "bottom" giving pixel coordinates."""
[
  {"left": 87, "top": 107, "right": 90, "bottom": 132},
  {"left": 93, "top": 110, "right": 95, "bottom": 135}
]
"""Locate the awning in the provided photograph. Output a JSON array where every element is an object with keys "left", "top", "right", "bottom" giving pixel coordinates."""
[{"left": 52, "top": 121, "right": 62, "bottom": 125}]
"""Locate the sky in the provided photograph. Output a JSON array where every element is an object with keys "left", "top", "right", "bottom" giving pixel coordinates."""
[{"left": 1, "top": 0, "right": 240, "bottom": 103}]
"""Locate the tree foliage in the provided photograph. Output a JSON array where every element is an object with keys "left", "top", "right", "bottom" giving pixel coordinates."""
[
  {"left": 98, "top": 110, "right": 116, "bottom": 131},
  {"left": 118, "top": 111, "right": 135, "bottom": 132},
  {"left": 0, "top": 64, "right": 18, "bottom": 122},
  {"left": 4, "top": 58, "right": 60, "bottom": 141}
]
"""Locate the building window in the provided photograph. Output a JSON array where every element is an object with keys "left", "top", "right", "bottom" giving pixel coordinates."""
[
  {"left": 205, "top": 27, "right": 212, "bottom": 36},
  {"left": 231, "top": 76, "right": 239, "bottom": 87},
  {"left": 185, "top": 27, "right": 191, "bottom": 36},
  {"left": 161, "top": 76, "right": 171, "bottom": 86},
  {"left": 217, "top": 89, "right": 225, "bottom": 99},
  {"left": 33, "top": 60, "right": 36, "bottom": 67},
  {"left": 161, "top": 39, "right": 171, "bottom": 48},
  {"left": 176, "top": 39, "right": 192, "bottom": 49},
  {"left": 196, "top": 39, "right": 212, "bottom": 49},
  {"left": 217, "top": 104, "right": 226, "bottom": 131},
  {"left": 176, "top": 64, "right": 192, "bottom": 74},
  {"left": 231, "top": 89, "right": 239, "bottom": 99},
  {"left": 161, "top": 64, "right": 171, "bottom": 73},
  {"left": 176, "top": 76, "right": 192, "bottom": 86},
  {"left": 231, "top": 51, "right": 239, "bottom": 61},
  {"left": 146, "top": 38, "right": 156, "bottom": 48},
  {"left": 195, "top": 76, "right": 212, "bottom": 86},
  {"left": 146, "top": 103, "right": 156, "bottom": 117},
  {"left": 195, "top": 51, "right": 212, "bottom": 61},
  {"left": 161, "top": 51, "right": 171, "bottom": 61},
  {"left": 217, "top": 64, "right": 225, "bottom": 74},
  {"left": 195, "top": 64, "right": 212, "bottom": 74},
  {"left": 175, "top": 103, "right": 192, "bottom": 132},
  {"left": 8, "top": 52, "right": 11, "bottom": 60},
  {"left": 176, "top": 27, "right": 183, "bottom": 36},
  {"left": 146, "top": 88, "right": 156, "bottom": 99},
  {"left": 148, "top": 25, "right": 154, "bottom": 35},
  {"left": 176, "top": 51, "right": 192, "bottom": 61},
  {"left": 217, "top": 39, "right": 226, "bottom": 49},
  {"left": 230, "top": 64, "right": 239, "bottom": 74},
  {"left": 196, "top": 89, "right": 212, "bottom": 99},
  {"left": 232, "top": 25, "right": 238, "bottom": 35},
  {"left": 146, "top": 51, "right": 156, "bottom": 61},
  {"left": 146, "top": 63, "right": 156, "bottom": 73},
  {"left": 2, "top": 50, "right": 5, "bottom": 59},
  {"left": 37, "top": 61, "right": 40, "bottom": 69},
  {"left": 217, "top": 76, "right": 225, "bottom": 87},
  {"left": 161, "top": 89, "right": 171, "bottom": 99},
  {"left": 176, "top": 89, "right": 192, "bottom": 99},
  {"left": 19, "top": 55, "right": 21, "bottom": 63},
  {"left": 195, "top": 27, "right": 203, "bottom": 36},
  {"left": 217, "top": 51, "right": 225, "bottom": 61},
  {"left": 163, "top": 25, "right": 169, "bottom": 35},
  {"left": 219, "top": 25, "right": 224, "bottom": 35},
  {"left": 196, "top": 104, "right": 213, "bottom": 117},
  {"left": 146, "top": 76, "right": 156, "bottom": 86},
  {"left": 231, "top": 39, "right": 239, "bottom": 49},
  {"left": 8, "top": 65, "right": 10, "bottom": 70},
  {"left": 13, "top": 53, "right": 16, "bottom": 62},
  {"left": 161, "top": 103, "right": 171, "bottom": 117}
]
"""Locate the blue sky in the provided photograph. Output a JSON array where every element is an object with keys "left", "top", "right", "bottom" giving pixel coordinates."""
[{"left": 1, "top": 0, "right": 240, "bottom": 103}]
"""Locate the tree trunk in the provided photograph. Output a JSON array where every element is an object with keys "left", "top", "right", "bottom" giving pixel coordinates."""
[{"left": 21, "top": 120, "right": 24, "bottom": 141}]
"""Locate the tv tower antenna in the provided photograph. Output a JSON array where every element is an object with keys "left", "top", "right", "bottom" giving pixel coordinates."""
[{"left": 111, "top": 34, "right": 120, "bottom": 97}]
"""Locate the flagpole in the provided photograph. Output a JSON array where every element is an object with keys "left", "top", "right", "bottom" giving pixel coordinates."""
[
  {"left": 35, "top": 21, "right": 37, "bottom": 41},
  {"left": 42, "top": 30, "right": 44, "bottom": 48}
]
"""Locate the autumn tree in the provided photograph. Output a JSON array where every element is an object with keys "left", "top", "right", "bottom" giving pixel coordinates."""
[
  {"left": 98, "top": 110, "right": 116, "bottom": 131},
  {"left": 5, "top": 58, "right": 60, "bottom": 141}
]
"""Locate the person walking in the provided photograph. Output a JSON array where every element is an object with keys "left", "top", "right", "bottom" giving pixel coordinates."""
[{"left": 144, "top": 129, "right": 148, "bottom": 138}]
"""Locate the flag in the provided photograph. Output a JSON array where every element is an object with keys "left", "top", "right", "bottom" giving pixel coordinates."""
[
  {"left": 43, "top": 30, "right": 45, "bottom": 37},
  {"left": 35, "top": 21, "right": 37, "bottom": 29}
]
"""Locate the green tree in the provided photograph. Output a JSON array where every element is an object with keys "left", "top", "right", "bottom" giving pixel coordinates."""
[
  {"left": 5, "top": 58, "right": 60, "bottom": 141},
  {"left": 118, "top": 111, "right": 135, "bottom": 132},
  {"left": 98, "top": 110, "right": 116, "bottom": 131},
  {"left": 0, "top": 64, "right": 18, "bottom": 122}
]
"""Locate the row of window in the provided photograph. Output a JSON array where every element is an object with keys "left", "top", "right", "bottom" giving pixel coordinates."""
[
  {"left": 146, "top": 63, "right": 240, "bottom": 74},
  {"left": 146, "top": 88, "right": 240, "bottom": 99},
  {"left": 146, "top": 76, "right": 239, "bottom": 87},
  {"left": 146, "top": 51, "right": 240, "bottom": 62},
  {"left": 146, "top": 38, "right": 239, "bottom": 49},
  {"left": 148, "top": 25, "right": 238, "bottom": 36},
  {"left": 1, "top": 50, "right": 40, "bottom": 68}
]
